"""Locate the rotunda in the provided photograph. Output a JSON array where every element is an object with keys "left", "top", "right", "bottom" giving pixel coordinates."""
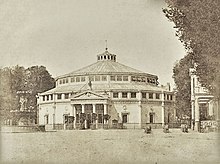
[{"left": 37, "top": 49, "right": 175, "bottom": 130}]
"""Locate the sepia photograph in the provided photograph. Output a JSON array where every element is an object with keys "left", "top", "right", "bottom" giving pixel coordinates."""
[{"left": 0, "top": 0, "right": 219, "bottom": 163}]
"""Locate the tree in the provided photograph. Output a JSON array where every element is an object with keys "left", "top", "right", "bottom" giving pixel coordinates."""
[
  {"left": 0, "top": 65, "right": 55, "bottom": 124},
  {"left": 0, "top": 66, "right": 24, "bottom": 122},
  {"left": 173, "top": 53, "right": 194, "bottom": 118},
  {"left": 163, "top": 0, "right": 220, "bottom": 116}
]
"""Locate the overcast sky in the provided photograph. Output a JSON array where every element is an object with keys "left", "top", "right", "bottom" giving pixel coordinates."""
[{"left": 0, "top": 0, "right": 186, "bottom": 87}]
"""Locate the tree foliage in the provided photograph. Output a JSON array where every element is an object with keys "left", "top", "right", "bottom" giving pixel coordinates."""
[
  {"left": 0, "top": 65, "right": 55, "bottom": 123},
  {"left": 173, "top": 53, "right": 194, "bottom": 117},
  {"left": 163, "top": 0, "right": 220, "bottom": 116}
]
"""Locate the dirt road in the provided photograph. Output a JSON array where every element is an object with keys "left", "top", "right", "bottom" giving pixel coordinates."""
[{"left": 1, "top": 129, "right": 219, "bottom": 164}]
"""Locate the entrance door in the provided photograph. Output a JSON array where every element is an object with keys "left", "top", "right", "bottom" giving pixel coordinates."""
[
  {"left": 122, "top": 114, "right": 128, "bottom": 123},
  {"left": 149, "top": 113, "right": 154, "bottom": 123},
  {"left": 86, "top": 113, "right": 91, "bottom": 129}
]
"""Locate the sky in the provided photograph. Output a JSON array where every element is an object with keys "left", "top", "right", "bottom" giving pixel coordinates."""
[{"left": 0, "top": 0, "right": 186, "bottom": 87}]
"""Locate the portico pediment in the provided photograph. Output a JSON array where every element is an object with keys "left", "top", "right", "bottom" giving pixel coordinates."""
[{"left": 71, "top": 91, "right": 109, "bottom": 100}]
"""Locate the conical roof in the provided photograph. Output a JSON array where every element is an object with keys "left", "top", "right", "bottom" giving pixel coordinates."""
[
  {"left": 57, "top": 50, "right": 154, "bottom": 79},
  {"left": 70, "top": 60, "right": 144, "bottom": 75}
]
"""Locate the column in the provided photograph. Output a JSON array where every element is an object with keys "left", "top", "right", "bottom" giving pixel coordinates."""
[
  {"left": 104, "top": 104, "right": 107, "bottom": 124},
  {"left": 72, "top": 105, "right": 76, "bottom": 129},
  {"left": 195, "top": 98, "right": 200, "bottom": 132},
  {"left": 216, "top": 98, "right": 220, "bottom": 126},
  {"left": 104, "top": 104, "right": 107, "bottom": 115},
  {"left": 161, "top": 91, "right": 165, "bottom": 126},
  {"left": 191, "top": 101, "right": 195, "bottom": 130},
  {"left": 138, "top": 91, "right": 142, "bottom": 128},
  {"left": 92, "top": 104, "right": 96, "bottom": 113},
  {"left": 53, "top": 105, "right": 56, "bottom": 130},
  {"left": 93, "top": 104, "right": 98, "bottom": 129},
  {"left": 208, "top": 101, "right": 213, "bottom": 116},
  {"left": 82, "top": 104, "right": 85, "bottom": 113}
]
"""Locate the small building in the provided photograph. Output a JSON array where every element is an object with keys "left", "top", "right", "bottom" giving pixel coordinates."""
[
  {"left": 190, "top": 66, "right": 219, "bottom": 131},
  {"left": 37, "top": 49, "right": 175, "bottom": 130}
]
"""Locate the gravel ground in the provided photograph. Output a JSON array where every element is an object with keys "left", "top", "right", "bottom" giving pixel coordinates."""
[{"left": 1, "top": 129, "right": 219, "bottom": 164}]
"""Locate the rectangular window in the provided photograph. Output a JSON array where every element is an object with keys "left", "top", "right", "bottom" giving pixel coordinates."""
[
  {"left": 66, "top": 78, "right": 68, "bottom": 83},
  {"left": 152, "top": 79, "right": 155, "bottom": 84},
  {"left": 51, "top": 95, "right": 53, "bottom": 100},
  {"left": 63, "top": 79, "right": 65, "bottom": 84},
  {"left": 98, "top": 114, "right": 103, "bottom": 123},
  {"left": 110, "top": 75, "right": 115, "bottom": 81},
  {"left": 95, "top": 76, "right": 100, "bottom": 81},
  {"left": 142, "top": 93, "right": 146, "bottom": 98},
  {"left": 122, "top": 92, "right": 128, "bottom": 98},
  {"left": 123, "top": 76, "right": 128, "bottom": 81},
  {"left": 89, "top": 76, "right": 94, "bottom": 81},
  {"left": 76, "top": 77, "right": 80, "bottom": 82},
  {"left": 81, "top": 76, "right": 85, "bottom": 82},
  {"left": 141, "top": 77, "right": 146, "bottom": 82},
  {"left": 167, "top": 95, "right": 169, "bottom": 100},
  {"left": 64, "top": 93, "right": 69, "bottom": 99},
  {"left": 43, "top": 96, "right": 45, "bottom": 101},
  {"left": 71, "top": 77, "right": 75, "bottom": 82},
  {"left": 131, "top": 76, "right": 136, "bottom": 81},
  {"left": 156, "top": 93, "right": 160, "bottom": 99},
  {"left": 117, "top": 75, "right": 122, "bottom": 81},
  {"left": 170, "top": 95, "right": 173, "bottom": 100},
  {"left": 57, "top": 94, "right": 62, "bottom": 100},
  {"left": 137, "top": 77, "right": 142, "bottom": 82},
  {"left": 46, "top": 95, "right": 49, "bottom": 101},
  {"left": 149, "top": 93, "right": 153, "bottom": 99},
  {"left": 59, "top": 80, "right": 62, "bottom": 84},
  {"left": 131, "top": 92, "right": 136, "bottom": 98},
  {"left": 102, "top": 75, "right": 107, "bottom": 81},
  {"left": 113, "top": 92, "right": 119, "bottom": 98},
  {"left": 122, "top": 114, "right": 128, "bottom": 123}
]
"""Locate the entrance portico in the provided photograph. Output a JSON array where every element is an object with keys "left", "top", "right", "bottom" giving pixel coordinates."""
[
  {"left": 192, "top": 95, "right": 214, "bottom": 131},
  {"left": 71, "top": 91, "right": 109, "bottom": 129}
]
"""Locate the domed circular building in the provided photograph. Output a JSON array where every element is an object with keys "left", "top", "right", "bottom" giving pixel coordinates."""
[{"left": 37, "top": 49, "right": 175, "bottom": 130}]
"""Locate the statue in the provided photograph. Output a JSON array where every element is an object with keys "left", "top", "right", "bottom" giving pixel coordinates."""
[{"left": 19, "top": 96, "right": 27, "bottom": 111}]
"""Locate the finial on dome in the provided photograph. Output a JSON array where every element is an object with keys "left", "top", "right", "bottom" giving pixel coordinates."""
[{"left": 105, "top": 40, "right": 108, "bottom": 51}]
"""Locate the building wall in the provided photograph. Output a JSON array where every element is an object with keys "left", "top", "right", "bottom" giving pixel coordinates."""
[
  {"left": 39, "top": 102, "right": 72, "bottom": 125},
  {"left": 110, "top": 101, "right": 141, "bottom": 129},
  {"left": 141, "top": 102, "right": 162, "bottom": 128},
  {"left": 39, "top": 104, "right": 53, "bottom": 125},
  {"left": 38, "top": 98, "right": 175, "bottom": 129},
  {"left": 164, "top": 102, "right": 176, "bottom": 124}
]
